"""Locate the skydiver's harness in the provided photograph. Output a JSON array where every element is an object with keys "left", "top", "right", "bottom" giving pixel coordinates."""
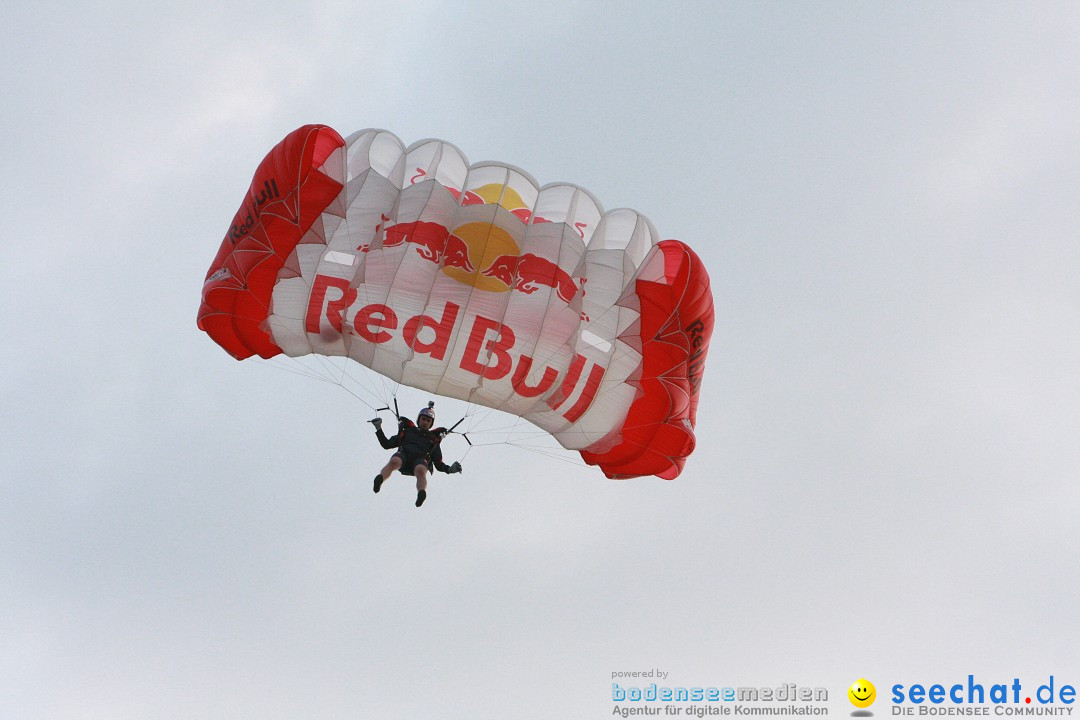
[
  {"left": 375, "top": 417, "right": 458, "bottom": 477},
  {"left": 371, "top": 399, "right": 468, "bottom": 475},
  {"left": 394, "top": 418, "right": 446, "bottom": 464},
  {"left": 373, "top": 398, "right": 473, "bottom": 450}
]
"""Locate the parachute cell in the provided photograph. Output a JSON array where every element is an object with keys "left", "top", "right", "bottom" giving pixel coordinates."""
[{"left": 198, "top": 124, "right": 714, "bottom": 479}]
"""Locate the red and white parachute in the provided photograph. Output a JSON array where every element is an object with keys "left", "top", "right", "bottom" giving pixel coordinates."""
[{"left": 197, "top": 125, "right": 713, "bottom": 479}]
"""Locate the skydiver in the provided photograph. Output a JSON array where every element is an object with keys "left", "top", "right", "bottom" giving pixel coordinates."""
[{"left": 371, "top": 402, "right": 462, "bottom": 507}]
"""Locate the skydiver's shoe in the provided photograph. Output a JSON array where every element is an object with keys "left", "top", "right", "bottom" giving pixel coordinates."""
[
  {"left": 415, "top": 489, "right": 427, "bottom": 507},
  {"left": 373, "top": 475, "right": 384, "bottom": 493}
]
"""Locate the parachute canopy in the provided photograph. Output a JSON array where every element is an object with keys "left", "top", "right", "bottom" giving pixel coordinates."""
[{"left": 198, "top": 125, "right": 713, "bottom": 479}]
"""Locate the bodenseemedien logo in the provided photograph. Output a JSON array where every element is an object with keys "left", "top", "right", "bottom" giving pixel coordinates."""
[{"left": 610, "top": 678, "right": 829, "bottom": 717}]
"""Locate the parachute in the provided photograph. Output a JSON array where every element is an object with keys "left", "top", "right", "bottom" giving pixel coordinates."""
[{"left": 197, "top": 125, "right": 713, "bottom": 479}]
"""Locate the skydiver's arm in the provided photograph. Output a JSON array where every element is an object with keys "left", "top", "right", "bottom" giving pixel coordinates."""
[
  {"left": 431, "top": 446, "right": 461, "bottom": 474},
  {"left": 431, "top": 444, "right": 450, "bottom": 472},
  {"left": 375, "top": 425, "right": 400, "bottom": 450}
]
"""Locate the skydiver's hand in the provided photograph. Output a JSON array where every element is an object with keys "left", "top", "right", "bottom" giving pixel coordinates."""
[
  {"left": 449, "top": 461, "right": 462, "bottom": 474},
  {"left": 369, "top": 417, "right": 383, "bottom": 429}
]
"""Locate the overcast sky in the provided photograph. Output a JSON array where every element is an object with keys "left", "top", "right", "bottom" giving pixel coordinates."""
[{"left": 3, "top": 1, "right": 1079, "bottom": 718}]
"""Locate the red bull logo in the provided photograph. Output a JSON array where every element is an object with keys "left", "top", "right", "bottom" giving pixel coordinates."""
[{"left": 358, "top": 181, "right": 585, "bottom": 308}]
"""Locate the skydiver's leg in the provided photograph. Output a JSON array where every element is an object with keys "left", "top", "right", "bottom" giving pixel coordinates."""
[
  {"left": 374, "top": 455, "right": 403, "bottom": 493},
  {"left": 414, "top": 463, "right": 429, "bottom": 507}
]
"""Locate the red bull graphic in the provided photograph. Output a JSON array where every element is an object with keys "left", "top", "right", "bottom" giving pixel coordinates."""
[
  {"left": 360, "top": 214, "right": 584, "bottom": 309},
  {"left": 441, "top": 234, "right": 474, "bottom": 273},
  {"left": 447, "top": 186, "right": 486, "bottom": 206},
  {"left": 361, "top": 220, "right": 476, "bottom": 273},
  {"left": 448, "top": 182, "right": 548, "bottom": 224},
  {"left": 304, "top": 274, "right": 605, "bottom": 423},
  {"left": 358, "top": 180, "right": 584, "bottom": 303},
  {"left": 481, "top": 252, "right": 580, "bottom": 303}
]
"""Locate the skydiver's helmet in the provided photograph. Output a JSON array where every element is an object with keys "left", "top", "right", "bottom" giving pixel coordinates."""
[{"left": 417, "top": 402, "right": 435, "bottom": 425}]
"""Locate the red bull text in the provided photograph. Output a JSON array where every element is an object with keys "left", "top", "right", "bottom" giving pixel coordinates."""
[{"left": 305, "top": 275, "right": 606, "bottom": 423}]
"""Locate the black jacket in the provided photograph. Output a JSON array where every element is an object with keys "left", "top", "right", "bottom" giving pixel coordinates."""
[{"left": 376, "top": 418, "right": 453, "bottom": 472}]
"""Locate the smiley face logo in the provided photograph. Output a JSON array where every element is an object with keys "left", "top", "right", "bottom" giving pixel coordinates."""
[{"left": 848, "top": 679, "right": 876, "bottom": 708}]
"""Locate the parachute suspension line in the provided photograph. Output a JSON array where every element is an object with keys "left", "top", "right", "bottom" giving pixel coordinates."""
[
  {"left": 310, "top": 353, "right": 357, "bottom": 389},
  {"left": 461, "top": 402, "right": 520, "bottom": 446},
  {"left": 254, "top": 356, "right": 335, "bottom": 385},
  {"left": 369, "top": 366, "right": 402, "bottom": 416},
  {"left": 441, "top": 401, "right": 588, "bottom": 468},
  {"left": 332, "top": 355, "right": 382, "bottom": 403},
  {"left": 508, "top": 445, "right": 588, "bottom": 468},
  {"left": 313, "top": 356, "right": 393, "bottom": 413},
  {"left": 497, "top": 411, "right": 528, "bottom": 447},
  {"left": 463, "top": 436, "right": 588, "bottom": 468},
  {"left": 234, "top": 262, "right": 391, "bottom": 413},
  {"left": 255, "top": 356, "right": 384, "bottom": 412}
]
